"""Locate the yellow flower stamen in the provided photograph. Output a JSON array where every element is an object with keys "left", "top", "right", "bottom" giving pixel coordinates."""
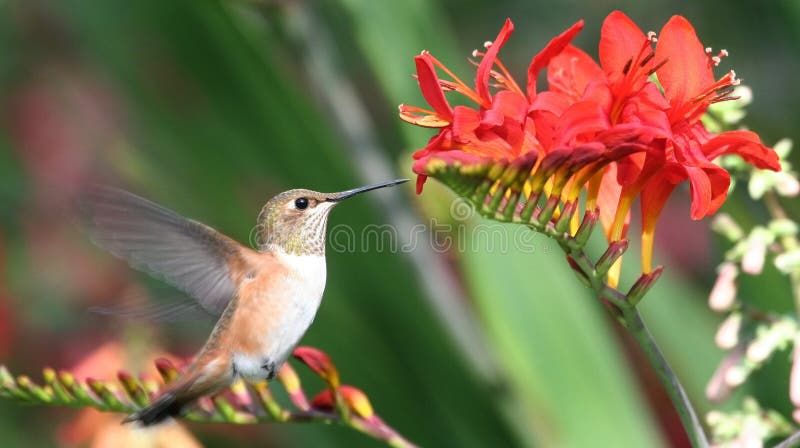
[
  {"left": 607, "top": 192, "right": 636, "bottom": 288},
  {"left": 641, "top": 223, "right": 656, "bottom": 273}
]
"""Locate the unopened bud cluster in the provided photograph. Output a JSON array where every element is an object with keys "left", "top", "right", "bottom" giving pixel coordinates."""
[
  {"left": 706, "top": 397, "right": 792, "bottom": 447},
  {"left": 706, "top": 137, "right": 800, "bottom": 445}
]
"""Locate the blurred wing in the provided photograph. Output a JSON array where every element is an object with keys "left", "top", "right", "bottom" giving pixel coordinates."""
[
  {"left": 77, "top": 185, "right": 252, "bottom": 316},
  {"left": 88, "top": 290, "right": 214, "bottom": 322}
]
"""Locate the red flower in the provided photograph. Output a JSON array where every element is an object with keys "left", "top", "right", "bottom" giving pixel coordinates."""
[
  {"left": 584, "top": 13, "right": 780, "bottom": 270},
  {"left": 401, "top": 12, "right": 781, "bottom": 279},
  {"left": 400, "top": 19, "right": 625, "bottom": 195}
]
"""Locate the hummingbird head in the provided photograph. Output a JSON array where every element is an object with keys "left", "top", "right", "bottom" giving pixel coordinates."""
[{"left": 255, "top": 179, "right": 408, "bottom": 255}]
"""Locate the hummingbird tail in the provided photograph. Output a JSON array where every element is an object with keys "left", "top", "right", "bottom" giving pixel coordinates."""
[
  {"left": 122, "top": 367, "right": 226, "bottom": 426},
  {"left": 122, "top": 389, "right": 187, "bottom": 426}
]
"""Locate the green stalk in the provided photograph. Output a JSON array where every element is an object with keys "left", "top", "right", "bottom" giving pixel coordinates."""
[{"left": 621, "top": 307, "right": 709, "bottom": 447}]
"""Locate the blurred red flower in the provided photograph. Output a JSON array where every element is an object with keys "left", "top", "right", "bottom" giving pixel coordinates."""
[{"left": 57, "top": 342, "right": 200, "bottom": 448}]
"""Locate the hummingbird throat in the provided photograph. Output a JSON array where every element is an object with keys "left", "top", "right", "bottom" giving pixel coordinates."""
[{"left": 255, "top": 203, "right": 332, "bottom": 256}]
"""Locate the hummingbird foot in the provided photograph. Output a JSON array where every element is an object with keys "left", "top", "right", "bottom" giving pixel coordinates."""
[{"left": 262, "top": 360, "right": 277, "bottom": 380}]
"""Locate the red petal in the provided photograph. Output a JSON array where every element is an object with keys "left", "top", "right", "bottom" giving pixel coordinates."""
[
  {"left": 526, "top": 20, "right": 585, "bottom": 98},
  {"left": 477, "top": 19, "right": 515, "bottom": 104},
  {"left": 482, "top": 91, "right": 528, "bottom": 126},
  {"left": 555, "top": 101, "right": 610, "bottom": 146},
  {"left": 310, "top": 386, "right": 375, "bottom": 419},
  {"left": 548, "top": 44, "right": 604, "bottom": 100},
  {"left": 702, "top": 130, "right": 781, "bottom": 171},
  {"left": 414, "top": 54, "right": 453, "bottom": 120},
  {"left": 685, "top": 163, "right": 730, "bottom": 219},
  {"left": 529, "top": 91, "right": 573, "bottom": 116},
  {"left": 582, "top": 80, "right": 613, "bottom": 112},
  {"left": 412, "top": 129, "right": 452, "bottom": 160},
  {"left": 655, "top": 16, "right": 715, "bottom": 106},
  {"left": 415, "top": 175, "right": 427, "bottom": 194},
  {"left": 310, "top": 389, "right": 335, "bottom": 410},
  {"left": 616, "top": 142, "right": 666, "bottom": 187},
  {"left": 633, "top": 82, "right": 671, "bottom": 112},
  {"left": 469, "top": 128, "right": 515, "bottom": 158},
  {"left": 599, "top": 11, "right": 647, "bottom": 83},
  {"left": 451, "top": 106, "right": 482, "bottom": 140},
  {"left": 640, "top": 168, "right": 681, "bottom": 231},
  {"left": 597, "top": 165, "right": 625, "bottom": 239},
  {"left": 616, "top": 152, "right": 646, "bottom": 186},
  {"left": 293, "top": 346, "right": 339, "bottom": 385},
  {"left": 530, "top": 110, "right": 559, "bottom": 152}
]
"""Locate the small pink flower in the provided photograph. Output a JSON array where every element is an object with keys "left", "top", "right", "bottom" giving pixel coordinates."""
[
  {"left": 715, "top": 312, "right": 742, "bottom": 349},
  {"left": 741, "top": 229, "right": 770, "bottom": 275},
  {"left": 709, "top": 262, "right": 738, "bottom": 312},
  {"left": 790, "top": 335, "right": 800, "bottom": 412}
]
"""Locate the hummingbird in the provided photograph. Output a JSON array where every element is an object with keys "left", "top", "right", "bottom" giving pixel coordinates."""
[{"left": 77, "top": 179, "right": 408, "bottom": 426}]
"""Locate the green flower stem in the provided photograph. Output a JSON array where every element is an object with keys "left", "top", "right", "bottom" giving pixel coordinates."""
[
  {"left": 564, "top": 240, "right": 709, "bottom": 447},
  {"left": 564, "top": 239, "right": 707, "bottom": 446},
  {"left": 0, "top": 364, "right": 416, "bottom": 448},
  {"left": 555, "top": 221, "right": 709, "bottom": 446},
  {"left": 621, "top": 307, "right": 709, "bottom": 448},
  {"left": 775, "top": 428, "right": 800, "bottom": 448},
  {"left": 474, "top": 194, "right": 710, "bottom": 446}
]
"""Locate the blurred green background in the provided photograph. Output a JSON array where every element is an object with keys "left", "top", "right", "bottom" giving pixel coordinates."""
[{"left": 0, "top": 0, "right": 798, "bottom": 447}]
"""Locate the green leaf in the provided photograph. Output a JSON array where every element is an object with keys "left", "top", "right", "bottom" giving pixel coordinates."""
[{"left": 459, "top": 220, "right": 665, "bottom": 447}]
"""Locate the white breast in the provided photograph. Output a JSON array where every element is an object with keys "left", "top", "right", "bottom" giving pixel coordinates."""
[
  {"left": 277, "top": 251, "right": 327, "bottom": 300},
  {"left": 232, "top": 251, "right": 327, "bottom": 381}
]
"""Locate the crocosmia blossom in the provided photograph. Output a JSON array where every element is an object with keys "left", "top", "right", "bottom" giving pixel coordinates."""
[{"left": 400, "top": 11, "right": 780, "bottom": 278}]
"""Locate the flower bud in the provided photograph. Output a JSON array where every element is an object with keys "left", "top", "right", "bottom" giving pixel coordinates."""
[
  {"left": 715, "top": 312, "right": 742, "bottom": 349},
  {"left": 277, "top": 364, "right": 309, "bottom": 411},
  {"left": 596, "top": 240, "right": 629, "bottom": 278},
  {"left": 745, "top": 319, "right": 796, "bottom": 364},
  {"left": 790, "top": 334, "right": 800, "bottom": 407},
  {"left": 626, "top": 266, "right": 664, "bottom": 306},
  {"left": 776, "top": 172, "right": 800, "bottom": 197},
  {"left": 724, "top": 365, "right": 748, "bottom": 387},
  {"left": 293, "top": 346, "right": 340, "bottom": 388},
  {"left": 709, "top": 263, "right": 738, "bottom": 312},
  {"left": 705, "top": 367, "right": 732, "bottom": 403},
  {"left": 154, "top": 358, "right": 180, "bottom": 383},
  {"left": 311, "top": 385, "right": 376, "bottom": 420},
  {"left": 707, "top": 349, "right": 744, "bottom": 402},
  {"left": 705, "top": 410, "right": 724, "bottom": 426},
  {"left": 775, "top": 249, "right": 800, "bottom": 274},
  {"left": 571, "top": 209, "right": 599, "bottom": 248},
  {"left": 773, "top": 138, "right": 793, "bottom": 159},
  {"left": 768, "top": 218, "right": 798, "bottom": 237},
  {"left": 711, "top": 213, "right": 744, "bottom": 242},
  {"left": 741, "top": 229, "right": 771, "bottom": 275},
  {"left": 746, "top": 337, "right": 773, "bottom": 364},
  {"left": 748, "top": 171, "right": 771, "bottom": 200}
]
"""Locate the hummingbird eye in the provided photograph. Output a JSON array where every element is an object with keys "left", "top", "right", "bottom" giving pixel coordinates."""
[{"left": 294, "top": 197, "right": 310, "bottom": 210}]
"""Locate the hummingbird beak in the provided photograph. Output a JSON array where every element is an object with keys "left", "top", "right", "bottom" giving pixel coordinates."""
[{"left": 326, "top": 179, "right": 409, "bottom": 202}]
